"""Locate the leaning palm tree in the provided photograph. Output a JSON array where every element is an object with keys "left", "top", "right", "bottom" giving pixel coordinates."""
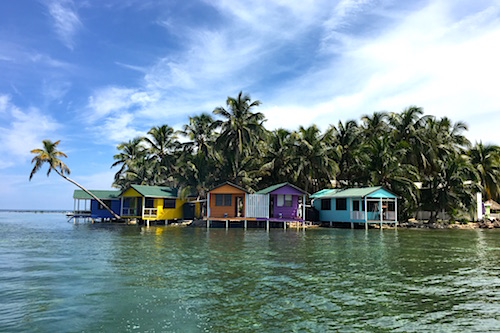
[{"left": 30, "top": 140, "right": 120, "bottom": 219}]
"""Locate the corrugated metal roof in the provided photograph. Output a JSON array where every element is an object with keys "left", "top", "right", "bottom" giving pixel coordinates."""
[
  {"left": 310, "top": 186, "right": 397, "bottom": 199},
  {"left": 331, "top": 187, "right": 383, "bottom": 198},
  {"left": 129, "top": 185, "right": 178, "bottom": 198},
  {"left": 309, "top": 188, "right": 342, "bottom": 198},
  {"left": 73, "top": 190, "right": 120, "bottom": 200},
  {"left": 209, "top": 181, "right": 249, "bottom": 193},
  {"left": 256, "top": 182, "right": 308, "bottom": 195}
]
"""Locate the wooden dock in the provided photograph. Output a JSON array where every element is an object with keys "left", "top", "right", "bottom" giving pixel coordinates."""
[{"left": 205, "top": 217, "right": 308, "bottom": 231}]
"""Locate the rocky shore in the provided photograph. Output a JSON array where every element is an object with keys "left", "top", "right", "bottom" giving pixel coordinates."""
[{"left": 399, "top": 219, "right": 500, "bottom": 229}]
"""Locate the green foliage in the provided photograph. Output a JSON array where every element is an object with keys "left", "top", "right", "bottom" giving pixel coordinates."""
[{"left": 110, "top": 93, "right": 500, "bottom": 221}]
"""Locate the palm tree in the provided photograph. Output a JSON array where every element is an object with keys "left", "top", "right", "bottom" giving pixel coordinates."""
[
  {"left": 293, "top": 125, "right": 338, "bottom": 193},
  {"left": 182, "top": 113, "right": 218, "bottom": 156},
  {"left": 30, "top": 140, "right": 120, "bottom": 219},
  {"left": 213, "top": 91, "right": 266, "bottom": 185},
  {"left": 143, "top": 124, "right": 180, "bottom": 187},
  {"left": 259, "top": 128, "right": 295, "bottom": 186},
  {"left": 330, "top": 120, "right": 362, "bottom": 186},
  {"left": 111, "top": 137, "right": 146, "bottom": 187},
  {"left": 177, "top": 114, "right": 219, "bottom": 199},
  {"left": 361, "top": 111, "right": 389, "bottom": 140},
  {"left": 469, "top": 142, "right": 500, "bottom": 200}
]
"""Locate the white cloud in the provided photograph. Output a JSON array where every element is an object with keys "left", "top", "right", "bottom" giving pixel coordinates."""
[
  {"left": 87, "top": 86, "right": 160, "bottom": 121},
  {"left": 0, "top": 94, "right": 9, "bottom": 113},
  {"left": 0, "top": 96, "right": 61, "bottom": 168},
  {"left": 45, "top": 0, "right": 82, "bottom": 49},
  {"left": 74, "top": 170, "right": 117, "bottom": 190},
  {"left": 259, "top": 0, "right": 500, "bottom": 141},
  {"left": 83, "top": 0, "right": 500, "bottom": 146},
  {"left": 92, "top": 112, "right": 145, "bottom": 144}
]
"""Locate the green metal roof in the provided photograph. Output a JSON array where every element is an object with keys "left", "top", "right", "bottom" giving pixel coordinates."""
[
  {"left": 310, "top": 186, "right": 397, "bottom": 199},
  {"left": 256, "top": 182, "right": 308, "bottom": 195},
  {"left": 128, "top": 185, "right": 178, "bottom": 198},
  {"left": 73, "top": 190, "right": 120, "bottom": 200},
  {"left": 309, "top": 188, "right": 342, "bottom": 198}
]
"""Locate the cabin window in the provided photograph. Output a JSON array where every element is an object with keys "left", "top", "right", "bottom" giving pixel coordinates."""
[
  {"left": 164, "top": 199, "right": 176, "bottom": 209},
  {"left": 224, "top": 194, "right": 232, "bottom": 206},
  {"left": 321, "top": 199, "right": 331, "bottom": 210},
  {"left": 215, "top": 194, "right": 232, "bottom": 206},
  {"left": 145, "top": 198, "right": 155, "bottom": 208},
  {"left": 98, "top": 200, "right": 111, "bottom": 210},
  {"left": 353, "top": 200, "right": 360, "bottom": 211},
  {"left": 388, "top": 201, "right": 395, "bottom": 211},
  {"left": 336, "top": 198, "right": 347, "bottom": 210},
  {"left": 277, "top": 195, "right": 284, "bottom": 207},
  {"left": 285, "top": 195, "right": 293, "bottom": 207},
  {"left": 368, "top": 201, "right": 378, "bottom": 212}
]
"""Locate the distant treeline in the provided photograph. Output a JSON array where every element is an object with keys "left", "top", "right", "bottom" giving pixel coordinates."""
[{"left": 111, "top": 91, "right": 500, "bottom": 222}]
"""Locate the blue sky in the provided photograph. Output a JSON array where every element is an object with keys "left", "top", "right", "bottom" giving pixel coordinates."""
[{"left": 1, "top": 0, "right": 500, "bottom": 210}]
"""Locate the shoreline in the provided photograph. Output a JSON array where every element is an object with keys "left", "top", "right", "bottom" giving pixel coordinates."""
[{"left": 397, "top": 220, "right": 500, "bottom": 230}]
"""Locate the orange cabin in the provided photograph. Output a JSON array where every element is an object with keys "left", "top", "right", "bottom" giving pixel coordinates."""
[{"left": 207, "top": 182, "right": 248, "bottom": 218}]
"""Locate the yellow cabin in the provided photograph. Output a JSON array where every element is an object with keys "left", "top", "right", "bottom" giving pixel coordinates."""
[{"left": 120, "top": 185, "right": 185, "bottom": 222}]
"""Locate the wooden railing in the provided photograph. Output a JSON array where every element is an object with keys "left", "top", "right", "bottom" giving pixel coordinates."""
[
  {"left": 350, "top": 211, "right": 365, "bottom": 220},
  {"left": 143, "top": 208, "right": 158, "bottom": 218},
  {"left": 122, "top": 208, "right": 137, "bottom": 216}
]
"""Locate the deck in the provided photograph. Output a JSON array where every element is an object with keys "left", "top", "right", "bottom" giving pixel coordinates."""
[{"left": 205, "top": 217, "right": 308, "bottom": 230}]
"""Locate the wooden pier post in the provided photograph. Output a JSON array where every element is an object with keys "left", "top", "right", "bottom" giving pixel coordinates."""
[
  {"left": 226, "top": 220, "right": 229, "bottom": 230},
  {"left": 266, "top": 220, "right": 270, "bottom": 232},
  {"left": 207, "top": 219, "right": 210, "bottom": 229},
  {"left": 244, "top": 220, "right": 247, "bottom": 230}
]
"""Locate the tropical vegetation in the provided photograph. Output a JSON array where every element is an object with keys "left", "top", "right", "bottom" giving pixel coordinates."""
[
  {"left": 108, "top": 91, "right": 500, "bottom": 222},
  {"left": 30, "top": 139, "right": 120, "bottom": 219}
]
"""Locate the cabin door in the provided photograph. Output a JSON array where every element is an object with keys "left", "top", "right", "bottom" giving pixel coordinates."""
[
  {"left": 235, "top": 196, "right": 243, "bottom": 217},
  {"left": 270, "top": 196, "right": 274, "bottom": 217}
]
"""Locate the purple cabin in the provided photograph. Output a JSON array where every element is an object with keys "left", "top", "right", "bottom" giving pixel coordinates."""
[{"left": 256, "top": 183, "right": 308, "bottom": 221}]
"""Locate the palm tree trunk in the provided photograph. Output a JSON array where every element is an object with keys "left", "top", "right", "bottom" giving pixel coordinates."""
[{"left": 55, "top": 170, "right": 121, "bottom": 220}]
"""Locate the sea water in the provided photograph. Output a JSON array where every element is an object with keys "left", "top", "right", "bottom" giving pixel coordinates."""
[{"left": 1, "top": 212, "right": 500, "bottom": 332}]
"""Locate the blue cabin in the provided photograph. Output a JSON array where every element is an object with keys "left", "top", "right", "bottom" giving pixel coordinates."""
[
  {"left": 310, "top": 186, "right": 398, "bottom": 228},
  {"left": 72, "top": 190, "right": 121, "bottom": 220}
]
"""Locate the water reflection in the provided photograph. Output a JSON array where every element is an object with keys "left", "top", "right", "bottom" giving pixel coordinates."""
[{"left": 1, "top": 213, "right": 500, "bottom": 332}]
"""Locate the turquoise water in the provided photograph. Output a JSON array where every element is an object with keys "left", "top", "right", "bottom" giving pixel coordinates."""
[{"left": 1, "top": 212, "right": 500, "bottom": 332}]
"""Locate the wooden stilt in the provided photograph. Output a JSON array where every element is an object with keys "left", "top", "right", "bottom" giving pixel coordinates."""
[
  {"left": 365, "top": 221, "right": 368, "bottom": 230},
  {"left": 226, "top": 220, "right": 228, "bottom": 230},
  {"left": 329, "top": 221, "right": 333, "bottom": 228},
  {"left": 207, "top": 219, "right": 210, "bottom": 229},
  {"left": 266, "top": 220, "right": 270, "bottom": 232},
  {"left": 351, "top": 222, "right": 354, "bottom": 229},
  {"left": 284, "top": 221, "right": 286, "bottom": 230}
]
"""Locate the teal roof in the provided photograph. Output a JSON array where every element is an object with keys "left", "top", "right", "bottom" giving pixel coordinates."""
[
  {"left": 127, "top": 185, "right": 178, "bottom": 198},
  {"left": 73, "top": 190, "right": 120, "bottom": 200},
  {"left": 310, "top": 187, "right": 398, "bottom": 199},
  {"left": 256, "top": 182, "right": 307, "bottom": 195},
  {"left": 309, "top": 188, "right": 342, "bottom": 198}
]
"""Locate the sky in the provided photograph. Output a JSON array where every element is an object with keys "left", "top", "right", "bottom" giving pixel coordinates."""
[{"left": 1, "top": 0, "right": 500, "bottom": 210}]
